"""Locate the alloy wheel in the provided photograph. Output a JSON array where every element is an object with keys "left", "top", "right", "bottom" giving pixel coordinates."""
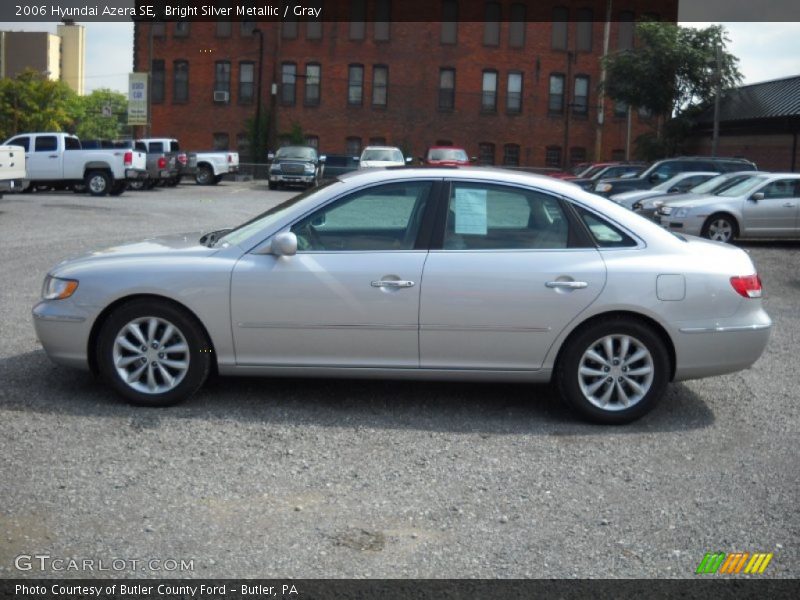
[{"left": 707, "top": 218, "right": 733, "bottom": 242}]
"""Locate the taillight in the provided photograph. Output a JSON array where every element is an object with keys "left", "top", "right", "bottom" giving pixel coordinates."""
[
  {"left": 730, "top": 275, "right": 762, "bottom": 298},
  {"left": 178, "top": 152, "right": 187, "bottom": 165},
  {"left": 158, "top": 156, "right": 167, "bottom": 169},
  {"left": 227, "top": 153, "right": 232, "bottom": 163},
  {"left": 123, "top": 151, "right": 132, "bottom": 166}
]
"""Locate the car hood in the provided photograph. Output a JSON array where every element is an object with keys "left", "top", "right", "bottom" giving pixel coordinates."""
[
  {"left": 612, "top": 189, "right": 662, "bottom": 203},
  {"left": 427, "top": 159, "right": 470, "bottom": 166},
  {"left": 359, "top": 160, "right": 404, "bottom": 168},
  {"left": 663, "top": 193, "right": 735, "bottom": 208},
  {"left": 639, "top": 191, "right": 699, "bottom": 207},
  {"left": 55, "top": 232, "right": 217, "bottom": 269}
]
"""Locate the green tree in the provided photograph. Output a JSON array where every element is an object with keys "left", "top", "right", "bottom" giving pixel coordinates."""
[
  {"left": 603, "top": 22, "right": 741, "bottom": 158},
  {"left": 72, "top": 89, "right": 130, "bottom": 140},
  {"left": 0, "top": 70, "right": 77, "bottom": 139}
]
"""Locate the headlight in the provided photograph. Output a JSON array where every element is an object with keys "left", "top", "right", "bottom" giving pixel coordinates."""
[
  {"left": 42, "top": 276, "right": 79, "bottom": 300},
  {"left": 673, "top": 207, "right": 692, "bottom": 218},
  {"left": 303, "top": 163, "right": 315, "bottom": 174},
  {"left": 269, "top": 165, "right": 280, "bottom": 173},
  {"left": 632, "top": 201, "right": 642, "bottom": 211},
  {"left": 595, "top": 183, "right": 612, "bottom": 193}
]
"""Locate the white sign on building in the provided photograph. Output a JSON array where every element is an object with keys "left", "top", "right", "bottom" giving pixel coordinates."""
[{"left": 128, "top": 73, "right": 148, "bottom": 126}]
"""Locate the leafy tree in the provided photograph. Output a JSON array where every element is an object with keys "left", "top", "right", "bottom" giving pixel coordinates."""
[
  {"left": 284, "top": 121, "right": 305, "bottom": 145},
  {"left": 244, "top": 107, "right": 269, "bottom": 162},
  {"left": 603, "top": 22, "right": 741, "bottom": 158},
  {"left": 72, "top": 89, "right": 130, "bottom": 140},
  {"left": 0, "top": 70, "right": 76, "bottom": 139}
]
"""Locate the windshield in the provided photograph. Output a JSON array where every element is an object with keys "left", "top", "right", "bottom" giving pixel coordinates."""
[
  {"left": 428, "top": 148, "right": 468, "bottom": 161},
  {"left": 216, "top": 180, "right": 340, "bottom": 247},
  {"left": 689, "top": 173, "right": 730, "bottom": 194},
  {"left": 362, "top": 148, "right": 403, "bottom": 162},
  {"left": 275, "top": 146, "right": 317, "bottom": 160},
  {"left": 716, "top": 175, "right": 768, "bottom": 198}
]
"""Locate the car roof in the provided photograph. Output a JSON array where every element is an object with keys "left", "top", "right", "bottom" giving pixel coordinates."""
[{"left": 428, "top": 146, "right": 467, "bottom": 151}]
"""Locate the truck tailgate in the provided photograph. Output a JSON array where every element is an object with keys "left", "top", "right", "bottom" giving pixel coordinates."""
[{"left": 0, "top": 146, "right": 27, "bottom": 181}]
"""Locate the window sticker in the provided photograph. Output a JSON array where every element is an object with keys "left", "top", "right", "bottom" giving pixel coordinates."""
[{"left": 454, "top": 188, "right": 488, "bottom": 235}]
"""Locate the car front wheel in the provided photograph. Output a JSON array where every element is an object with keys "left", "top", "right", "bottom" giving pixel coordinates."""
[
  {"left": 702, "top": 213, "right": 737, "bottom": 243},
  {"left": 96, "top": 300, "right": 211, "bottom": 406},
  {"left": 556, "top": 318, "right": 670, "bottom": 424}
]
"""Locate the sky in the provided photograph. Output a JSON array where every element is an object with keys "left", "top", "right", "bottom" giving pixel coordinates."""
[{"left": 2, "top": 21, "right": 799, "bottom": 95}]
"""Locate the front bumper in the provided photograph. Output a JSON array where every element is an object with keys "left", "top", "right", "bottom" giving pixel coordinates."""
[
  {"left": 269, "top": 173, "right": 315, "bottom": 185},
  {"left": 32, "top": 300, "right": 94, "bottom": 371},
  {"left": 654, "top": 213, "right": 704, "bottom": 236}
]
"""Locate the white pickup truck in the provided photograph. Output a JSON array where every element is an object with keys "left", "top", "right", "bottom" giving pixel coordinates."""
[
  {"left": 0, "top": 145, "right": 28, "bottom": 197},
  {"left": 2, "top": 132, "right": 147, "bottom": 196},
  {"left": 191, "top": 150, "right": 240, "bottom": 185}
]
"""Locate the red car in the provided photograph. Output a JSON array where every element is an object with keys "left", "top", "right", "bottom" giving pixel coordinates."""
[{"left": 420, "top": 146, "right": 475, "bottom": 166}]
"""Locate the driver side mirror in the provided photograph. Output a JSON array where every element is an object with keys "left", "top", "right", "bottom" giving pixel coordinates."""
[
  {"left": 751, "top": 192, "right": 764, "bottom": 201},
  {"left": 405, "top": 156, "right": 412, "bottom": 164},
  {"left": 319, "top": 154, "right": 327, "bottom": 163},
  {"left": 269, "top": 231, "right": 297, "bottom": 256},
  {"left": 267, "top": 152, "right": 275, "bottom": 161}
]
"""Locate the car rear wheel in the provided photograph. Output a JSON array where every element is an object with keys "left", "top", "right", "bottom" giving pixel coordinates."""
[
  {"left": 85, "top": 170, "right": 111, "bottom": 196},
  {"left": 96, "top": 300, "right": 211, "bottom": 407},
  {"left": 702, "top": 213, "right": 737, "bottom": 243},
  {"left": 195, "top": 165, "right": 213, "bottom": 185},
  {"left": 556, "top": 318, "right": 669, "bottom": 424}
]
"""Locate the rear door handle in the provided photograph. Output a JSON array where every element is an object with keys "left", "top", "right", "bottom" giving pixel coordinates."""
[
  {"left": 783, "top": 202, "right": 795, "bottom": 208},
  {"left": 546, "top": 281, "right": 588, "bottom": 289},
  {"left": 49, "top": 155, "right": 58, "bottom": 158},
  {"left": 371, "top": 280, "right": 415, "bottom": 288}
]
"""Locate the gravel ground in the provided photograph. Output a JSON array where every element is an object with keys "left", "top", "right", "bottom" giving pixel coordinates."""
[{"left": 0, "top": 182, "right": 797, "bottom": 579}]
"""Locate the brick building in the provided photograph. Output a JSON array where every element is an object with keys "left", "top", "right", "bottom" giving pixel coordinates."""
[{"left": 133, "top": 1, "right": 677, "bottom": 167}]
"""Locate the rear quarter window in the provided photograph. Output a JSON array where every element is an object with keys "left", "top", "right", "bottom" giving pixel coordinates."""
[{"left": 575, "top": 206, "right": 637, "bottom": 248}]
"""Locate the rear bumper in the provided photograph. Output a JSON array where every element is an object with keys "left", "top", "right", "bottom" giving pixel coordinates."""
[
  {"left": 0, "top": 178, "right": 29, "bottom": 192},
  {"left": 125, "top": 168, "right": 148, "bottom": 180}
]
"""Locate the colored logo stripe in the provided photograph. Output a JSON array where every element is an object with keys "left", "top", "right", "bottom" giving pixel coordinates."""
[
  {"left": 696, "top": 552, "right": 773, "bottom": 574},
  {"left": 744, "top": 553, "right": 773, "bottom": 574},
  {"left": 696, "top": 553, "right": 726, "bottom": 574}
]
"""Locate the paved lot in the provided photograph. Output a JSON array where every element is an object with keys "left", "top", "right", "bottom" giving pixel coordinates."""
[{"left": 0, "top": 182, "right": 798, "bottom": 578}]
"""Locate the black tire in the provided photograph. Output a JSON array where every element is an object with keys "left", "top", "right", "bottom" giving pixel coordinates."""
[
  {"left": 85, "top": 170, "right": 111, "bottom": 196},
  {"left": 145, "top": 179, "right": 157, "bottom": 190},
  {"left": 213, "top": 175, "right": 223, "bottom": 185},
  {"left": 701, "top": 213, "right": 738, "bottom": 243},
  {"left": 555, "top": 317, "right": 670, "bottom": 424},
  {"left": 195, "top": 165, "right": 214, "bottom": 185},
  {"left": 109, "top": 182, "right": 126, "bottom": 196},
  {"left": 96, "top": 299, "right": 211, "bottom": 407},
  {"left": 268, "top": 181, "right": 278, "bottom": 190},
  {"left": 128, "top": 180, "right": 146, "bottom": 191}
]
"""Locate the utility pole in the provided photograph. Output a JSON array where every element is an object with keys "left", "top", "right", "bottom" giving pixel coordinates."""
[
  {"left": 562, "top": 50, "right": 574, "bottom": 170},
  {"left": 252, "top": 28, "right": 264, "bottom": 157},
  {"left": 595, "top": 0, "right": 613, "bottom": 161},
  {"left": 711, "top": 42, "right": 722, "bottom": 156}
]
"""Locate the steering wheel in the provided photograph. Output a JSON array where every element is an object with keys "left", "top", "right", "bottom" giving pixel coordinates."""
[{"left": 299, "top": 222, "right": 325, "bottom": 251}]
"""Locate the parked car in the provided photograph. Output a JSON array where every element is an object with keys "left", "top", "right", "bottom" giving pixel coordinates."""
[
  {"left": 267, "top": 145, "right": 325, "bottom": 189},
  {"left": 420, "top": 146, "right": 475, "bottom": 166},
  {"left": 610, "top": 172, "right": 719, "bottom": 210},
  {"left": 631, "top": 171, "right": 760, "bottom": 220},
  {"left": 32, "top": 168, "right": 771, "bottom": 424},
  {"left": 136, "top": 138, "right": 185, "bottom": 186},
  {"left": 191, "top": 149, "right": 239, "bottom": 185},
  {"left": 655, "top": 173, "right": 800, "bottom": 242},
  {"left": 321, "top": 154, "right": 360, "bottom": 179},
  {"left": 0, "top": 145, "right": 28, "bottom": 196},
  {"left": 358, "top": 146, "right": 410, "bottom": 168},
  {"left": 569, "top": 163, "right": 647, "bottom": 190},
  {"left": 594, "top": 156, "right": 757, "bottom": 197},
  {"left": 2, "top": 132, "right": 147, "bottom": 196}
]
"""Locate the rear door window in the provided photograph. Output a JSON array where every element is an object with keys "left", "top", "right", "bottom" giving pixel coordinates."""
[
  {"left": 34, "top": 136, "right": 58, "bottom": 152},
  {"left": 149, "top": 142, "right": 164, "bottom": 153},
  {"left": 170, "top": 141, "right": 180, "bottom": 152}
]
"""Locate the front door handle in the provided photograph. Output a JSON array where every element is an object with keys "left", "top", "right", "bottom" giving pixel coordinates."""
[
  {"left": 546, "top": 280, "right": 588, "bottom": 289},
  {"left": 371, "top": 280, "right": 415, "bottom": 288}
]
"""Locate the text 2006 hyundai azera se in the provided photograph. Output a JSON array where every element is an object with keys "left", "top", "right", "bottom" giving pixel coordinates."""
[{"left": 33, "top": 168, "right": 771, "bottom": 423}]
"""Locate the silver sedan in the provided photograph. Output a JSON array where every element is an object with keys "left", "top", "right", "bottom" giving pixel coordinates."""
[
  {"left": 33, "top": 168, "right": 771, "bottom": 424},
  {"left": 656, "top": 173, "right": 800, "bottom": 242}
]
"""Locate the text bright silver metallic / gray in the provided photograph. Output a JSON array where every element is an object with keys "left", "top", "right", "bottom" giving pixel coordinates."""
[{"left": 32, "top": 168, "right": 771, "bottom": 423}]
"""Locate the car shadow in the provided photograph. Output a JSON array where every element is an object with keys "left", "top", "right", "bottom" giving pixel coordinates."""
[
  {"left": 737, "top": 239, "right": 800, "bottom": 249},
  {"left": 0, "top": 350, "right": 714, "bottom": 436}
]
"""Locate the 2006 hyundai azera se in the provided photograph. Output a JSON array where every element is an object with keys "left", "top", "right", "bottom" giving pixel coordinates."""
[{"left": 33, "top": 168, "right": 772, "bottom": 423}]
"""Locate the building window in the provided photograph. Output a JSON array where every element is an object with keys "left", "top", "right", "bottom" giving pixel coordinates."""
[
  {"left": 552, "top": 7, "right": 568, "bottom": 50},
  {"left": 348, "top": 65, "right": 364, "bottom": 105},
  {"left": 509, "top": 4, "right": 526, "bottom": 48},
  {"left": 346, "top": 136, "right": 362, "bottom": 155},
  {"left": 241, "top": 20, "right": 256, "bottom": 37},
  {"left": 281, "top": 63, "right": 296, "bottom": 105},
  {"left": 305, "top": 63, "right": 320, "bottom": 106},
  {"left": 441, "top": 0, "right": 458, "bottom": 44},
  {"left": 507, "top": 72, "right": 522, "bottom": 114},
  {"left": 239, "top": 62, "right": 254, "bottom": 104},
  {"left": 545, "top": 146, "right": 562, "bottom": 168},
  {"left": 439, "top": 68, "right": 455, "bottom": 110},
  {"left": 373, "top": 66, "right": 388, "bottom": 107},
  {"left": 369, "top": 137, "right": 386, "bottom": 145},
  {"left": 614, "top": 99, "right": 628, "bottom": 117},
  {"left": 306, "top": 1, "right": 323, "bottom": 39},
  {"left": 503, "top": 144, "right": 520, "bottom": 167},
  {"left": 350, "top": 0, "right": 366, "bottom": 40},
  {"left": 151, "top": 60, "right": 165, "bottom": 104},
  {"left": 283, "top": 18, "right": 298, "bottom": 39},
  {"left": 375, "top": 0, "right": 391, "bottom": 41},
  {"left": 481, "top": 70, "right": 497, "bottom": 112},
  {"left": 577, "top": 8, "right": 593, "bottom": 51},
  {"left": 484, "top": 2, "right": 501, "bottom": 46},
  {"left": 618, "top": 11, "right": 634, "bottom": 50},
  {"left": 216, "top": 21, "right": 231, "bottom": 37},
  {"left": 236, "top": 132, "right": 250, "bottom": 156},
  {"left": 174, "top": 22, "right": 190, "bottom": 38},
  {"left": 478, "top": 142, "right": 495, "bottom": 165},
  {"left": 173, "top": 60, "right": 189, "bottom": 103},
  {"left": 306, "top": 135, "right": 319, "bottom": 149},
  {"left": 214, "top": 61, "right": 231, "bottom": 102},
  {"left": 573, "top": 75, "right": 589, "bottom": 115},
  {"left": 213, "top": 132, "right": 229, "bottom": 151},
  {"left": 611, "top": 149, "right": 625, "bottom": 161},
  {"left": 548, "top": 74, "right": 564, "bottom": 113},
  {"left": 570, "top": 147, "right": 587, "bottom": 166},
  {"left": 152, "top": 22, "right": 165, "bottom": 38}
]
